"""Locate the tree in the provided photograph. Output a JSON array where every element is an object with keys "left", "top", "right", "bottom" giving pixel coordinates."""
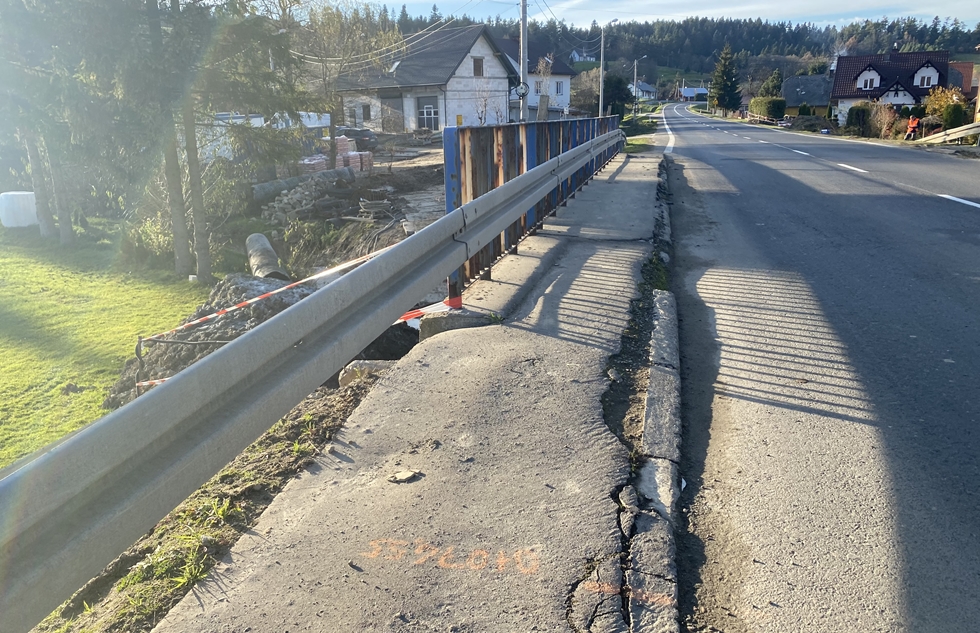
[
  {"left": 146, "top": 0, "right": 193, "bottom": 275},
  {"left": 428, "top": 4, "right": 441, "bottom": 24},
  {"left": 925, "top": 85, "right": 965, "bottom": 117},
  {"left": 602, "top": 74, "right": 633, "bottom": 117},
  {"left": 758, "top": 68, "right": 783, "bottom": 97},
  {"left": 571, "top": 68, "right": 601, "bottom": 116},
  {"left": 709, "top": 43, "right": 741, "bottom": 116}
]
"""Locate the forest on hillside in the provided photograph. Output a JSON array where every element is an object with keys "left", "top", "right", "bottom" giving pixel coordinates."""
[{"left": 390, "top": 7, "right": 979, "bottom": 74}]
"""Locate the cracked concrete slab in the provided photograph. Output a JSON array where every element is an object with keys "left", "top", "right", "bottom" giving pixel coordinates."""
[
  {"left": 153, "top": 152, "right": 671, "bottom": 633},
  {"left": 640, "top": 366, "right": 682, "bottom": 462},
  {"left": 628, "top": 512, "right": 678, "bottom": 633}
]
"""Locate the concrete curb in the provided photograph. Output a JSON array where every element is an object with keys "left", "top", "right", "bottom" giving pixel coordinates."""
[{"left": 629, "top": 155, "right": 682, "bottom": 633}]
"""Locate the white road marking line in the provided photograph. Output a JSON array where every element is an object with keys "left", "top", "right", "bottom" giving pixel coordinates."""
[
  {"left": 743, "top": 137, "right": 751, "bottom": 140},
  {"left": 759, "top": 140, "right": 769, "bottom": 144},
  {"left": 792, "top": 149, "right": 810, "bottom": 155},
  {"left": 837, "top": 163, "right": 868, "bottom": 173},
  {"left": 662, "top": 109, "right": 676, "bottom": 154},
  {"left": 939, "top": 194, "right": 980, "bottom": 209}
]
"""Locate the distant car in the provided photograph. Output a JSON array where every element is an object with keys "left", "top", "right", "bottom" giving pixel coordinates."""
[{"left": 335, "top": 127, "right": 379, "bottom": 151}]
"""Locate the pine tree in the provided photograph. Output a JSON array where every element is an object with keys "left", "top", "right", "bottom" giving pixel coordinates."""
[
  {"left": 709, "top": 43, "right": 741, "bottom": 116},
  {"left": 398, "top": 4, "right": 410, "bottom": 32},
  {"left": 758, "top": 68, "right": 783, "bottom": 97},
  {"left": 429, "top": 4, "right": 442, "bottom": 24}
]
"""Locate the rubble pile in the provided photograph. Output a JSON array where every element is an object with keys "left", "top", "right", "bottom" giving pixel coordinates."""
[
  {"left": 260, "top": 171, "right": 355, "bottom": 226},
  {"left": 103, "top": 273, "right": 419, "bottom": 410}
]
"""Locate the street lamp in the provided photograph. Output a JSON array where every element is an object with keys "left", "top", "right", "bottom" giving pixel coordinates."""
[
  {"left": 598, "top": 18, "right": 618, "bottom": 117},
  {"left": 632, "top": 54, "right": 647, "bottom": 117}
]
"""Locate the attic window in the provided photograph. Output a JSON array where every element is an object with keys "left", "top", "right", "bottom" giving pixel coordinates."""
[
  {"left": 862, "top": 77, "right": 876, "bottom": 90},
  {"left": 919, "top": 75, "right": 933, "bottom": 87},
  {"left": 473, "top": 57, "right": 484, "bottom": 77}
]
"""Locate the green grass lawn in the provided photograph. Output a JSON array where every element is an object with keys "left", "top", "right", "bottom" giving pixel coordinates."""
[
  {"left": 624, "top": 138, "right": 654, "bottom": 153},
  {"left": 0, "top": 224, "right": 210, "bottom": 469}
]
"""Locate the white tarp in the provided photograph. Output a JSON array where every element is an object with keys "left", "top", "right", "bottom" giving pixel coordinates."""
[{"left": 0, "top": 192, "right": 38, "bottom": 228}]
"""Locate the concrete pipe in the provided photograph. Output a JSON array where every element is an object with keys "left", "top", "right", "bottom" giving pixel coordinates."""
[{"left": 246, "top": 233, "right": 290, "bottom": 281}]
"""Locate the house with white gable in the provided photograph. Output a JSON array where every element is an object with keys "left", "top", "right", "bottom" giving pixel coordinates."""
[
  {"left": 495, "top": 39, "right": 577, "bottom": 120},
  {"left": 335, "top": 25, "right": 517, "bottom": 132},
  {"left": 830, "top": 51, "right": 950, "bottom": 124}
]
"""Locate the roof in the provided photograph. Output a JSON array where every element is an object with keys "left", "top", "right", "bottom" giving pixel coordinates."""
[
  {"left": 631, "top": 81, "right": 656, "bottom": 93},
  {"left": 335, "top": 25, "right": 518, "bottom": 91},
  {"left": 680, "top": 87, "right": 708, "bottom": 97},
  {"left": 495, "top": 39, "right": 576, "bottom": 77},
  {"left": 949, "top": 61, "right": 976, "bottom": 97},
  {"left": 830, "top": 51, "right": 950, "bottom": 102},
  {"left": 781, "top": 74, "right": 833, "bottom": 107}
]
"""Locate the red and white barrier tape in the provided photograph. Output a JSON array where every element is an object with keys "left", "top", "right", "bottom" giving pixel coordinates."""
[
  {"left": 395, "top": 296, "right": 463, "bottom": 323},
  {"left": 135, "top": 377, "right": 170, "bottom": 388},
  {"left": 144, "top": 245, "right": 395, "bottom": 342}
]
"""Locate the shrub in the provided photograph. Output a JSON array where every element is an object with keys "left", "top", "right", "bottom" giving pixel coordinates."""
[
  {"left": 899, "top": 105, "right": 911, "bottom": 118},
  {"left": 845, "top": 103, "right": 872, "bottom": 136},
  {"left": 749, "top": 97, "right": 786, "bottom": 120},
  {"left": 910, "top": 105, "right": 926, "bottom": 118},
  {"left": 943, "top": 102, "right": 965, "bottom": 130},
  {"left": 798, "top": 102, "right": 811, "bottom": 116},
  {"left": 870, "top": 102, "right": 898, "bottom": 138}
]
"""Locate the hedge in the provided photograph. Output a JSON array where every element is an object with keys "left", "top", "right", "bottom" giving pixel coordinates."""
[
  {"left": 748, "top": 97, "right": 786, "bottom": 120},
  {"left": 943, "top": 102, "right": 965, "bottom": 130},
  {"left": 846, "top": 104, "right": 872, "bottom": 136}
]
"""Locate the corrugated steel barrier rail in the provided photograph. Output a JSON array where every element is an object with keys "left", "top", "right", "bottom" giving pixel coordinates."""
[{"left": 0, "top": 118, "right": 624, "bottom": 633}]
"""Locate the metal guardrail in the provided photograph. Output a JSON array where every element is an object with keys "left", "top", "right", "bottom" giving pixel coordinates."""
[
  {"left": 443, "top": 117, "right": 621, "bottom": 297},
  {"left": 0, "top": 125, "right": 625, "bottom": 633},
  {"left": 915, "top": 119, "right": 980, "bottom": 144}
]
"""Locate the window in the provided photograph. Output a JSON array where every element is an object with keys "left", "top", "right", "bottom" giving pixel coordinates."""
[
  {"left": 348, "top": 107, "right": 357, "bottom": 125},
  {"left": 472, "top": 57, "right": 483, "bottom": 77},
  {"left": 417, "top": 96, "right": 439, "bottom": 130},
  {"left": 555, "top": 81, "right": 564, "bottom": 95},
  {"left": 919, "top": 75, "right": 932, "bottom": 87},
  {"left": 362, "top": 104, "right": 371, "bottom": 121},
  {"left": 862, "top": 77, "right": 875, "bottom": 90},
  {"left": 534, "top": 81, "right": 542, "bottom": 95}
]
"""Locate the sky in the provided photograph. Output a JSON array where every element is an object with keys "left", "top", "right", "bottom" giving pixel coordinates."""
[{"left": 394, "top": 0, "right": 980, "bottom": 29}]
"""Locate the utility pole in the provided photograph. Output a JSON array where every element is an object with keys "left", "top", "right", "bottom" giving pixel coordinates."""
[
  {"left": 598, "top": 19, "right": 617, "bottom": 117},
  {"left": 632, "top": 54, "right": 647, "bottom": 116},
  {"left": 519, "top": 0, "right": 528, "bottom": 121}
]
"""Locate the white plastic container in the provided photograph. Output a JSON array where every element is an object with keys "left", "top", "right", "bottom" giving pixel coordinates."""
[{"left": 0, "top": 192, "right": 38, "bottom": 228}]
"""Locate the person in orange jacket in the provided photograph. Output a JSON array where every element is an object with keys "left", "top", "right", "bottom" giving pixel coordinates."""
[{"left": 904, "top": 115, "right": 920, "bottom": 140}]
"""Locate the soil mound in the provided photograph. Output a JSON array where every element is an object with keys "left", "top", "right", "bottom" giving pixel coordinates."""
[{"left": 103, "top": 273, "right": 417, "bottom": 410}]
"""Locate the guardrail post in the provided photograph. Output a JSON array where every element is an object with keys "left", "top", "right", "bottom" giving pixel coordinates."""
[
  {"left": 524, "top": 123, "right": 538, "bottom": 232},
  {"left": 443, "top": 126, "right": 465, "bottom": 300}
]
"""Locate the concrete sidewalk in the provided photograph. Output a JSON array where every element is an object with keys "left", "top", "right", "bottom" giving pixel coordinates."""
[{"left": 154, "top": 151, "right": 678, "bottom": 633}]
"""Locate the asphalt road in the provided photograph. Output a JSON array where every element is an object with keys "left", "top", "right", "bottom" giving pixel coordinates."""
[{"left": 663, "top": 104, "right": 980, "bottom": 631}]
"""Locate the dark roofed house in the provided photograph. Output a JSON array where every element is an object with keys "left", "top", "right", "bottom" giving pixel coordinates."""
[
  {"left": 781, "top": 74, "right": 833, "bottom": 116},
  {"left": 496, "top": 39, "right": 576, "bottom": 120},
  {"left": 630, "top": 81, "right": 656, "bottom": 99},
  {"left": 335, "top": 25, "right": 518, "bottom": 132},
  {"left": 830, "top": 50, "right": 950, "bottom": 124}
]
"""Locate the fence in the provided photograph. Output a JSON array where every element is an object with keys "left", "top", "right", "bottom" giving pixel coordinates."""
[
  {"left": 0, "top": 117, "right": 624, "bottom": 633},
  {"left": 443, "top": 117, "right": 621, "bottom": 297}
]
